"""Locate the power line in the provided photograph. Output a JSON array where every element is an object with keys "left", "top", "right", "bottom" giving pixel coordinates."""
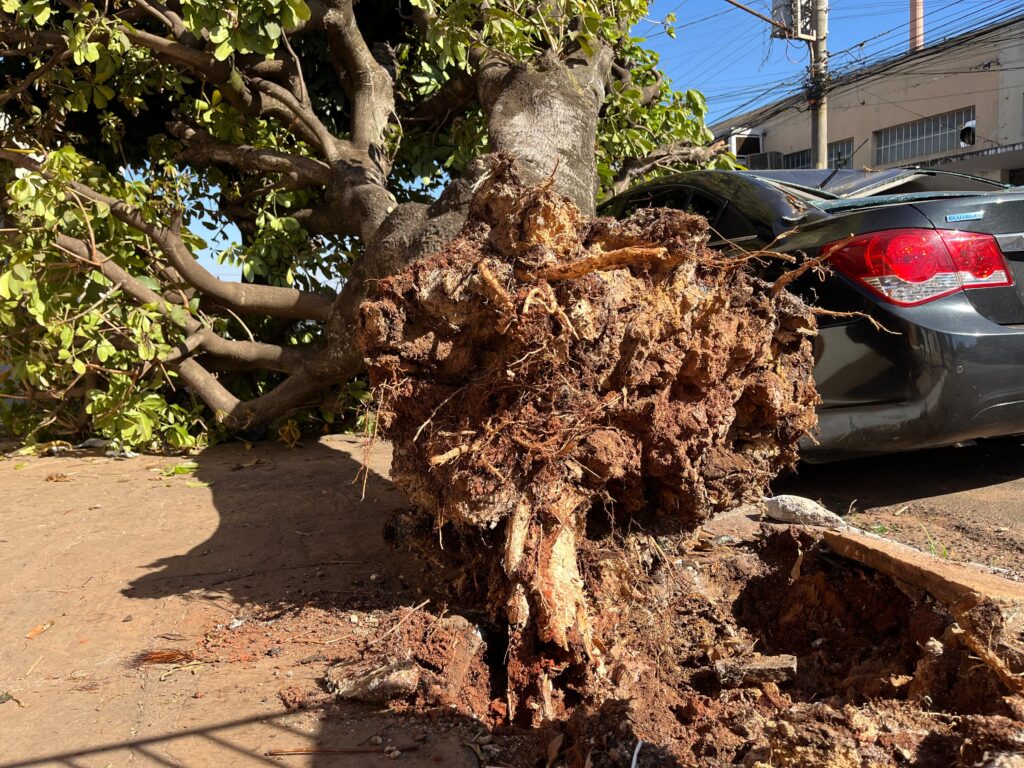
[
  {"left": 831, "top": 2, "right": 1024, "bottom": 70},
  {"left": 716, "top": 9, "right": 1024, "bottom": 124},
  {"left": 829, "top": 10, "right": 1024, "bottom": 92},
  {"left": 829, "top": 0, "right": 977, "bottom": 63}
]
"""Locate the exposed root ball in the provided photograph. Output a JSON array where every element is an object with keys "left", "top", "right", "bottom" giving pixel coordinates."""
[{"left": 358, "top": 157, "right": 818, "bottom": 720}]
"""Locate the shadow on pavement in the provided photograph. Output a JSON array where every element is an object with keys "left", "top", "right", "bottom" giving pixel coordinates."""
[
  {"left": 775, "top": 437, "right": 1024, "bottom": 510},
  {"left": 123, "top": 437, "right": 421, "bottom": 611}
]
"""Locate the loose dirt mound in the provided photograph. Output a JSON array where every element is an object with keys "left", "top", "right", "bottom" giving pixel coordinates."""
[
  {"left": 358, "top": 156, "right": 818, "bottom": 720},
  {"left": 193, "top": 527, "right": 1023, "bottom": 766}
]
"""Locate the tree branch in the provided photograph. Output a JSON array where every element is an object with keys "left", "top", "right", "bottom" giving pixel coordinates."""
[
  {"left": 176, "top": 357, "right": 328, "bottom": 428},
  {"left": 0, "top": 150, "right": 337, "bottom": 323},
  {"left": 53, "top": 234, "right": 338, "bottom": 426},
  {"left": 405, "top": 69, "right": 476, "bottom": 128},
  {"left": 168, "top": 122, "right": 334, "bottom": 189},
  {"left": 126, "top": 0, "right": 196, "bottom": 46},
  {"left": 610, "top": 61, "right": 662, "bottom": 106},
  {"left": 611, "top": 140, "right": 728, "bottom": 196},
  {"left": 121, "top": 27, "right": 342, "bottom": 156},
  {"left": 163, "top": 328, "right": 313, "bottom": 373},
  {"left": 248, "top": 76, "right": 345, "bottom": 162},
  {"left": 322, "top": 0, "right": 394, "bottom": 153}
]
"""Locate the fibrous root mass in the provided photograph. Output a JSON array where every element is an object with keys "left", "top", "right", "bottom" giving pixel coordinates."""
[{"left": 357, "top": 156, "right": 818, "bottom": 720}]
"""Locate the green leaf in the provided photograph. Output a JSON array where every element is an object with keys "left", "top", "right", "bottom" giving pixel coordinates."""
[
  {"left": 92, "top": 84, "right": 115, "bottom": 108},
  {"left": 94, "top": 54, "right": 118, "bottom": 84},
  {"left": 213, "top": 40, "right": 234, "bottom": 61},
  {"left": 162, "top": 460, "right": 198, "bottom": 477},
  {"left": 96, "top": 339, "right": 115, "bottom": 363},
  {"left": 288, "top": 0, "right": 311, "bottom": 22}
]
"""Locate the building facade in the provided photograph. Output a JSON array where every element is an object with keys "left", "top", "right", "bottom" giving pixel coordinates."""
[{"left": 712, "top": 16, "right": 1024, "bottom": 183}]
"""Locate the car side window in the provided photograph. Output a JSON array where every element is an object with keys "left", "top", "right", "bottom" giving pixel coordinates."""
[
  {"left": 616, "top": 187, "right": 690, "bottom": 217},
  {"left": 610, "top": 184, "right": 757, "bottom": 248},
  {"left": 711, "top": 203, "right": 758, "bottom": 244},
  {"left": 685, "top": 190, "right": 724, "bottom": 222},
  {"left": 686, "top": 190, "right": 758, "bottom": 246}
]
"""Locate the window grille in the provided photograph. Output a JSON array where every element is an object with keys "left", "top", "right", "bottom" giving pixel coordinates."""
[
  {"left": 874, "top": 107, "right": 975, "bottom": 165},
  {"left": 829, "top": 137, "right": 855, "bottom": 168},
  {"left": 782, "top": 139, "right": 855, "bottom": 169}
]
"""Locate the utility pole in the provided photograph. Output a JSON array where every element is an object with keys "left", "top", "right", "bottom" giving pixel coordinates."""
[
  {"left": 735, "top": 0, "right": 830, "bottom": 168},
  {"left": 809, "top": 0, "right": 829, "bottom": 168}
]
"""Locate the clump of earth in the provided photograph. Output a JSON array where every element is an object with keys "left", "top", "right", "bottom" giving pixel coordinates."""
[{"left": 358, "top": 156, "right": 818, "bottom": 718}]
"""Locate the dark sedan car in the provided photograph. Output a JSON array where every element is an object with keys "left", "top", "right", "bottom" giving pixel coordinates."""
[{"left": 601, "top": 168, "right": 1024, "bottom": 462}]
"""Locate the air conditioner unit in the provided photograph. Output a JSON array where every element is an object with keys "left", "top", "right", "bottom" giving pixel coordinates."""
[
  {"left": 728, "top": 130, "right": 764, "bottom": 157},
  {"left": 746, "top": 151, "right": 784, "bottom": 170}
]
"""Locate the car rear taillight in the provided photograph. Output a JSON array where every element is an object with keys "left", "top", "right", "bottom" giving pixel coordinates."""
[{"left": 822, "top": 228, "right": 1013, "bottom": 306}]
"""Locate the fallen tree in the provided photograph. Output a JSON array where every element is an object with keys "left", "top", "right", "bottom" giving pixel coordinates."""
[
  {"left": 359, "top": 156, "right": 820, "bottom": 721},
  {"left": 0, "top": 1, "right": 729, "bottom": 448}
]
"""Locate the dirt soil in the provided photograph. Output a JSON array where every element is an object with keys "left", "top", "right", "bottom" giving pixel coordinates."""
[{"left": 3, "top": 436, "right": 1023, "bottom": 767}]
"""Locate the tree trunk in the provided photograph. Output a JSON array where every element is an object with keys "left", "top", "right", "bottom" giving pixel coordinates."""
[{"left": 476, "top": 50, "right": 612, "bottom": 214}]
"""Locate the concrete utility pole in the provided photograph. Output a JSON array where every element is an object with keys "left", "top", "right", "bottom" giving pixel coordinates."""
[{"left": 809, "top": 0, "right": 829, "bottom": 169}]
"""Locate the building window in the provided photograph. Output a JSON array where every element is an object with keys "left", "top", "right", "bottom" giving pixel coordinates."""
[
  {"left": 874, "top": 106, "right": 975, "bottom": 165},
  {"left": 783, "top": 139, "right": 855, "bottom": 169},
  {"left": 784, "top": 148, "right": 812, "bottom": 169},
  {"left": 829, "top": 138, "right": 855, "bottom": 168}
]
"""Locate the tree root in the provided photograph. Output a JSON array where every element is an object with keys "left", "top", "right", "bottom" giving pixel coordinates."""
[{"left": 357, "top": 155, "right": 819, "bottom": 722}]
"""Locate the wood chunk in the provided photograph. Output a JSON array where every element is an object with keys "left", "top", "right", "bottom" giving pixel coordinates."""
[
  {"left": 715, "top": 654, "right": 797, "bottom": 688},
  {"left": 325, "top": 660, "right": 421, "bottom": 703},
  {"left": 822, "top": 529, "right": 1024, "bottom": 695},
  {"left": 822, "top": 529, "right": 1024, "bottom": 605}
]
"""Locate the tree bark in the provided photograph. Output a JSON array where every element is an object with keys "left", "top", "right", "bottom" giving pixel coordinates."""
[{"left": 476, "top": 49, "right": 612, "bottom": 214}]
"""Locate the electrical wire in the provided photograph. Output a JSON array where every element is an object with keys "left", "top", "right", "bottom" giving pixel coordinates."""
[
  {"left": 714, "top": 9, "right": 1024, "bottom": 125},
  {"left": 830, "top": 2, "right": 1024, "bottom": 71}
]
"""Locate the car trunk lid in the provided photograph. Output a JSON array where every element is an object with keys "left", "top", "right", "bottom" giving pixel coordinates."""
[{"left": 909, "top": 193, "right": 1024, "bottom": 325}]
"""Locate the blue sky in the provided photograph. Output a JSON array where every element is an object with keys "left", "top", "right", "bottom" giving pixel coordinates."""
[{"left": 640, "top": 0, "right": 1006, "bottom": 124}]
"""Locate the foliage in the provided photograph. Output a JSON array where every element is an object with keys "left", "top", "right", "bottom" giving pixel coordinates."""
[
  {"left": 0, "top": 0, "right": 730, "bottom": 450},
  {"left": 1, "top": 147, "right": 211, "bottom": 449}
]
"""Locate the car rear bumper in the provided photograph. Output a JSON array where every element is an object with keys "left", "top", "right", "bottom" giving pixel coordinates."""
[{"left": 799, "top": 293, "right": 1024, "bottom": 462}]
